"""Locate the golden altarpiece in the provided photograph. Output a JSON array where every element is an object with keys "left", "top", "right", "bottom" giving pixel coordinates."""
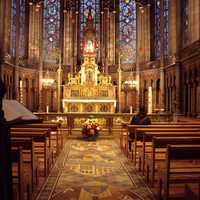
[{"left": 62, "top": 10, "right": 116, "bottom": 113}]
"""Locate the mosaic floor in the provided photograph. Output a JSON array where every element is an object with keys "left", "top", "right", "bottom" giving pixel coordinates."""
[{"left": 36, "top": 139, "right": 155, "bottom": 200}]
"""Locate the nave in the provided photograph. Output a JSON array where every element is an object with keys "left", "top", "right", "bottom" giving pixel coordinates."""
[
  {"left": 36, "top": 139, "right": 154, "bottom": 200},
  {"left": 6, "top": 116, "right": 200, "bottom": 200}
]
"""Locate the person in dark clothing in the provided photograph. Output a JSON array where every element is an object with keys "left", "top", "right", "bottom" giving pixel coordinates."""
[
  {"left": 128, "top": 107, "right": 151, "bottom": 151},
  {"left": 130, "top": 107, "right": 151, "bottom": 125}
]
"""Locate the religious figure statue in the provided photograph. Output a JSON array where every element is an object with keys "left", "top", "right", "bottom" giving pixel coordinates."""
[
  {"left": 86, "top": 70, "right": 94, "bottom": 83},
  {"left": 86, "top": 40, "right": 94, "bottom": 53}
]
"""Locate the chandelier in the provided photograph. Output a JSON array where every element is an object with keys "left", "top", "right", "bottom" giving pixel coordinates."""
[
  {"left": 41, "top": 71, "right": 55, "bottom": 87},
  {"left": 122, "top": 80, "right": 138, "bottom": 90}
]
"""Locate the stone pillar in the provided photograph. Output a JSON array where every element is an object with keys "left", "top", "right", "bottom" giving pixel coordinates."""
[
  {"left": 135, "top": 5, "right": 141, "bottom": 112},
  {"left": 159, "top": 0, "right": 165, "bottom": 112},
  {"left": 105, "top": 8, "right": 109, "bottom": 74},
  {"left": 152, "top": 81, "right": 156, "bottom": 112},
  {"left": 118, "top": 56, "right": 122, "bottom": 112},
  {"left": 100, "top": 8, "right": 105, "bottom": 68},
  {"left": 187, "top": 83, "right": 191, "bottom": 115},
  {"left": 73, "top": 10, "right": 79, "bottom": 69},
  {"left": 196, "top": 81, "right": 200, "bottom": 117}
]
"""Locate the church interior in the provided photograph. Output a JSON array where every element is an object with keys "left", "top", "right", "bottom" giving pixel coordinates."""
[{"left": 0, "top": 0, "right": 200, "bottom": 199}]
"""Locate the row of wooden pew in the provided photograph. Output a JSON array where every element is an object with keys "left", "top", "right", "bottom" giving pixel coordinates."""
[
  {"left": 10, "top": 121, "right": 64, "bottom": 200},
  {"left": 120, "top": 122, "right": 200, "bottom": 200}
]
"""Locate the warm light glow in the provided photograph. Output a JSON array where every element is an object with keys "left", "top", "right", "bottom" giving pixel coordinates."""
[
  {"left": 63, "top": 99, "right": 117, "bottom": 108},
  {"left": 41, "top": 78, "right": 55, "bottom": 86},
  {"left": 123, "top": 80, "right": 138, "bottom": 89},
  {"left": 148, "top": 86, "right": 152, "bottom": 114},
  {"left": 19, "top": 80, "right": 23, "bottom": 104}
]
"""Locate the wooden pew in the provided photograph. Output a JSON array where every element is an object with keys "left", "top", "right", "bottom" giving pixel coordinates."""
[
  {"left": 131, "top": 127, "right": 200, "bottom": 165},
  {"left": 145, "top": 136, "right": 200, "bottom": 186},
  {"left": 121, "top": 123, "right": 200, "bottom": 151},
  {"left": 11, "top": 131, "right": 51, "bottom": 177},
  {"left": 158, "top": 145, "right": 200, "bottom": 200},
  {"left": 184, "top": 184, "right": 200, "bottom": 200},
  {"left": 136, "top": 131, "right": 200, "bottom": 174},
  {"left": 11, "top": 147, "right": 26, "bottom": 200},
  {"left": 16, "top": 123, "right": 63, "bottom": 155},
  {"left": 120, "top": 124, "right": 200, "bottom": 156},
  {"left": 11, "top": 137, "right": 37, "bottom": 192}
]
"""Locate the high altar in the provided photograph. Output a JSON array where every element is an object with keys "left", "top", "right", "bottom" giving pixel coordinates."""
[{"left": 62, "top": 9, "right": 116, "bottom": 113}]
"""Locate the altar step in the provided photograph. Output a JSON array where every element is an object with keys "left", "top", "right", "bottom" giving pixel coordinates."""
[{"left": 67, "top": 127, "right": 121, "bottom": 139}]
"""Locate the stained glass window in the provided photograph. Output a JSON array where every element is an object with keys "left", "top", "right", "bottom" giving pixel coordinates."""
[
  {"left": 19, "top": 0, "right": 26, "bottom": 58},
  {"left": 163, "top": 0, "right": 168, "bottom": 57},
  {"left": 154, "top": 0, "right": 161, "bottom": 59},
  {"left": 119, "top": 0, "right": 136, "bottom": 64},
  {"left": 182, "top": 0, "right": 189, "bottom": 47},
  {"left": 154, "top": 0, "right": 168, "bottom": 59},
  {"left": 80, "top": 0, "right": 100, "bottom": 54},
  {"left": 43, "top": 0, "right": 60, "bottom": 63},
  {"left": 10, "top": 0, "right": 17, "bottom": 57}
]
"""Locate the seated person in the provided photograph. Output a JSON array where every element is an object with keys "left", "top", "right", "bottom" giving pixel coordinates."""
[
  {"left": 130, "top": 107, "right": 151, "bottom": 125},
  {"left": 129, "top": 107, "right": 151, "bottom": 151}
]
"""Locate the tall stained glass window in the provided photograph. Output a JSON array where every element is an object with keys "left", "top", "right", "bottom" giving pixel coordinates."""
[
  {"left": 154, "top": 0, "right": 161, "bottom": 59},
  {"left": 19, "top": 0, "right": 26, "bottom": 58},
  {"left": 10, "top": 0, "right": 17, "bottom": 57},
  {"left": 154, "top": 0, "right": 169, "bottom": 59},
  {"left": 43, "top": 0, "right": 60, "bottom": 63},
  {"left": 182, "top": 0, "right": 189, "bottom": 47},
  {"left": 80, "top": 0, "right": 100, "bottom": 52},
  {"left": 119, "top": 0, "right": 136, "bottom": 64},
  {"left": 163, "top": 0, "right": 168, "bottom": 57}
]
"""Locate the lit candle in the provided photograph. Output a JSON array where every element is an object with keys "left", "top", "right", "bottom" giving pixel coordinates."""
[
  {"left": 46, "top": 105, "right": 49, "bottom": 113},
  {"left": 130, "top": 106, "right": 133, "bottom": 114}
]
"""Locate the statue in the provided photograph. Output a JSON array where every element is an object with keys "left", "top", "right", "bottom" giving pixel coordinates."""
[{"left": 86, "top": 40, "right": 94, "bottom": 53}]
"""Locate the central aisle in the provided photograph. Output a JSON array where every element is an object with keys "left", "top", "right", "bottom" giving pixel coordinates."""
[{"left": 37, "top": 139, "right": 154, "bottom": 200}]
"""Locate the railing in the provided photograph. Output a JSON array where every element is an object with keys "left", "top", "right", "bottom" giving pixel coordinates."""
[{"left": 34, "top": 112, "right": 173, "bottom": 135}]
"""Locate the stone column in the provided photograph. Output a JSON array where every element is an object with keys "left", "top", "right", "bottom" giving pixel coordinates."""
[
  {"left": 118, "top": 56, "right": 122, "bottom": 112},
  {"left": 196, "top": 80, "right": 200, "bottom": 117},
  {"left": 135, "top": 5, "right": 141, "bottom": 112},
  {"left": 152, "top": 81, "right": 156, "bottom": 112},
  {"left": 187, "top": 83, "right": 191, "bottom": 115},
  {"left": 100, "top": 8, "right": 105, "bottom": 68},
  {"left": 0, "top": 0, "right": 12, "bottom": 89},
  {"left": 105, "top": 8, "right": 109, "bottom": 74},
  {"left": 159, "top": 0, "right": 165, "bottom": 112},
  {"left": 73, "top": 10, "right": 79, "bottom": 68}
]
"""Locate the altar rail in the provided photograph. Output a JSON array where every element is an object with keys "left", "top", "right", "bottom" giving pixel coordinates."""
[{"left": 34, "top": 112, "right": 173, "bottom": 135}]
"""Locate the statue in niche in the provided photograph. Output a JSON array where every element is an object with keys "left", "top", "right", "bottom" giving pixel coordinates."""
[
  {"left": 85, "top": 40, "right": 94, "bottom": 53},
  {"left": 86, "top": 70, "right": 94, "bottom": 83}
]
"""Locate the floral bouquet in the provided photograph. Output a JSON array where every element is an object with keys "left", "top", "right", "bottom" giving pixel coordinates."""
[{"left": 82, "top": 119, "right": 101, "bottom": 139}]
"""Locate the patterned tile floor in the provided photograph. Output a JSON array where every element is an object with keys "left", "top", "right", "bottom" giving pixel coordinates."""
[{"left": 36, "top": 139, "right": 155, "bottom": 200}]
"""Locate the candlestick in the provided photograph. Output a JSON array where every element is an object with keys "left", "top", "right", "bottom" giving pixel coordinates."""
[
  {"left": 130, "top": 106, "right": 133, "bottom": 114},
  {"left": 46, "top": 105, "right": 49, "bottom": 113}
]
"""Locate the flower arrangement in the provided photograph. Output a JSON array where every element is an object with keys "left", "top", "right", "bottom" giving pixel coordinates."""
[{"left": 82, "top": 119, "right": 101, "bottom": 139}]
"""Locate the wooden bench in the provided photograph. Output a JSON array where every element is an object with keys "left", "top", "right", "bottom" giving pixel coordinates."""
[
  {"left": 16, "top": 123, "right": 63, "bottom": 155},
  {"left": 136, "top": 131, "right": 200, "bottom": 174},
  {"left": 11, "top": 147, "right": 27, "bottom": 200},
  {"left": 11, "top": 137, "right": 37, "bottom": 193},
  {"left": 11, "top": 130, "right": 52, "bottom": 177},
  {"left": 120, "top": 123, "right": 200, "bottom": 151},
  {"left": 144, "top": 136, "right": 200, "bottom": 186},
  {"left": 131, "top": 127, "right": 200, "bottom": 165},
  {"left": 184, "top": 184, "right": 200, "bottom": 200},
  {"left": 158, "top": 145, "right": 200, "bottom": 200}
]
